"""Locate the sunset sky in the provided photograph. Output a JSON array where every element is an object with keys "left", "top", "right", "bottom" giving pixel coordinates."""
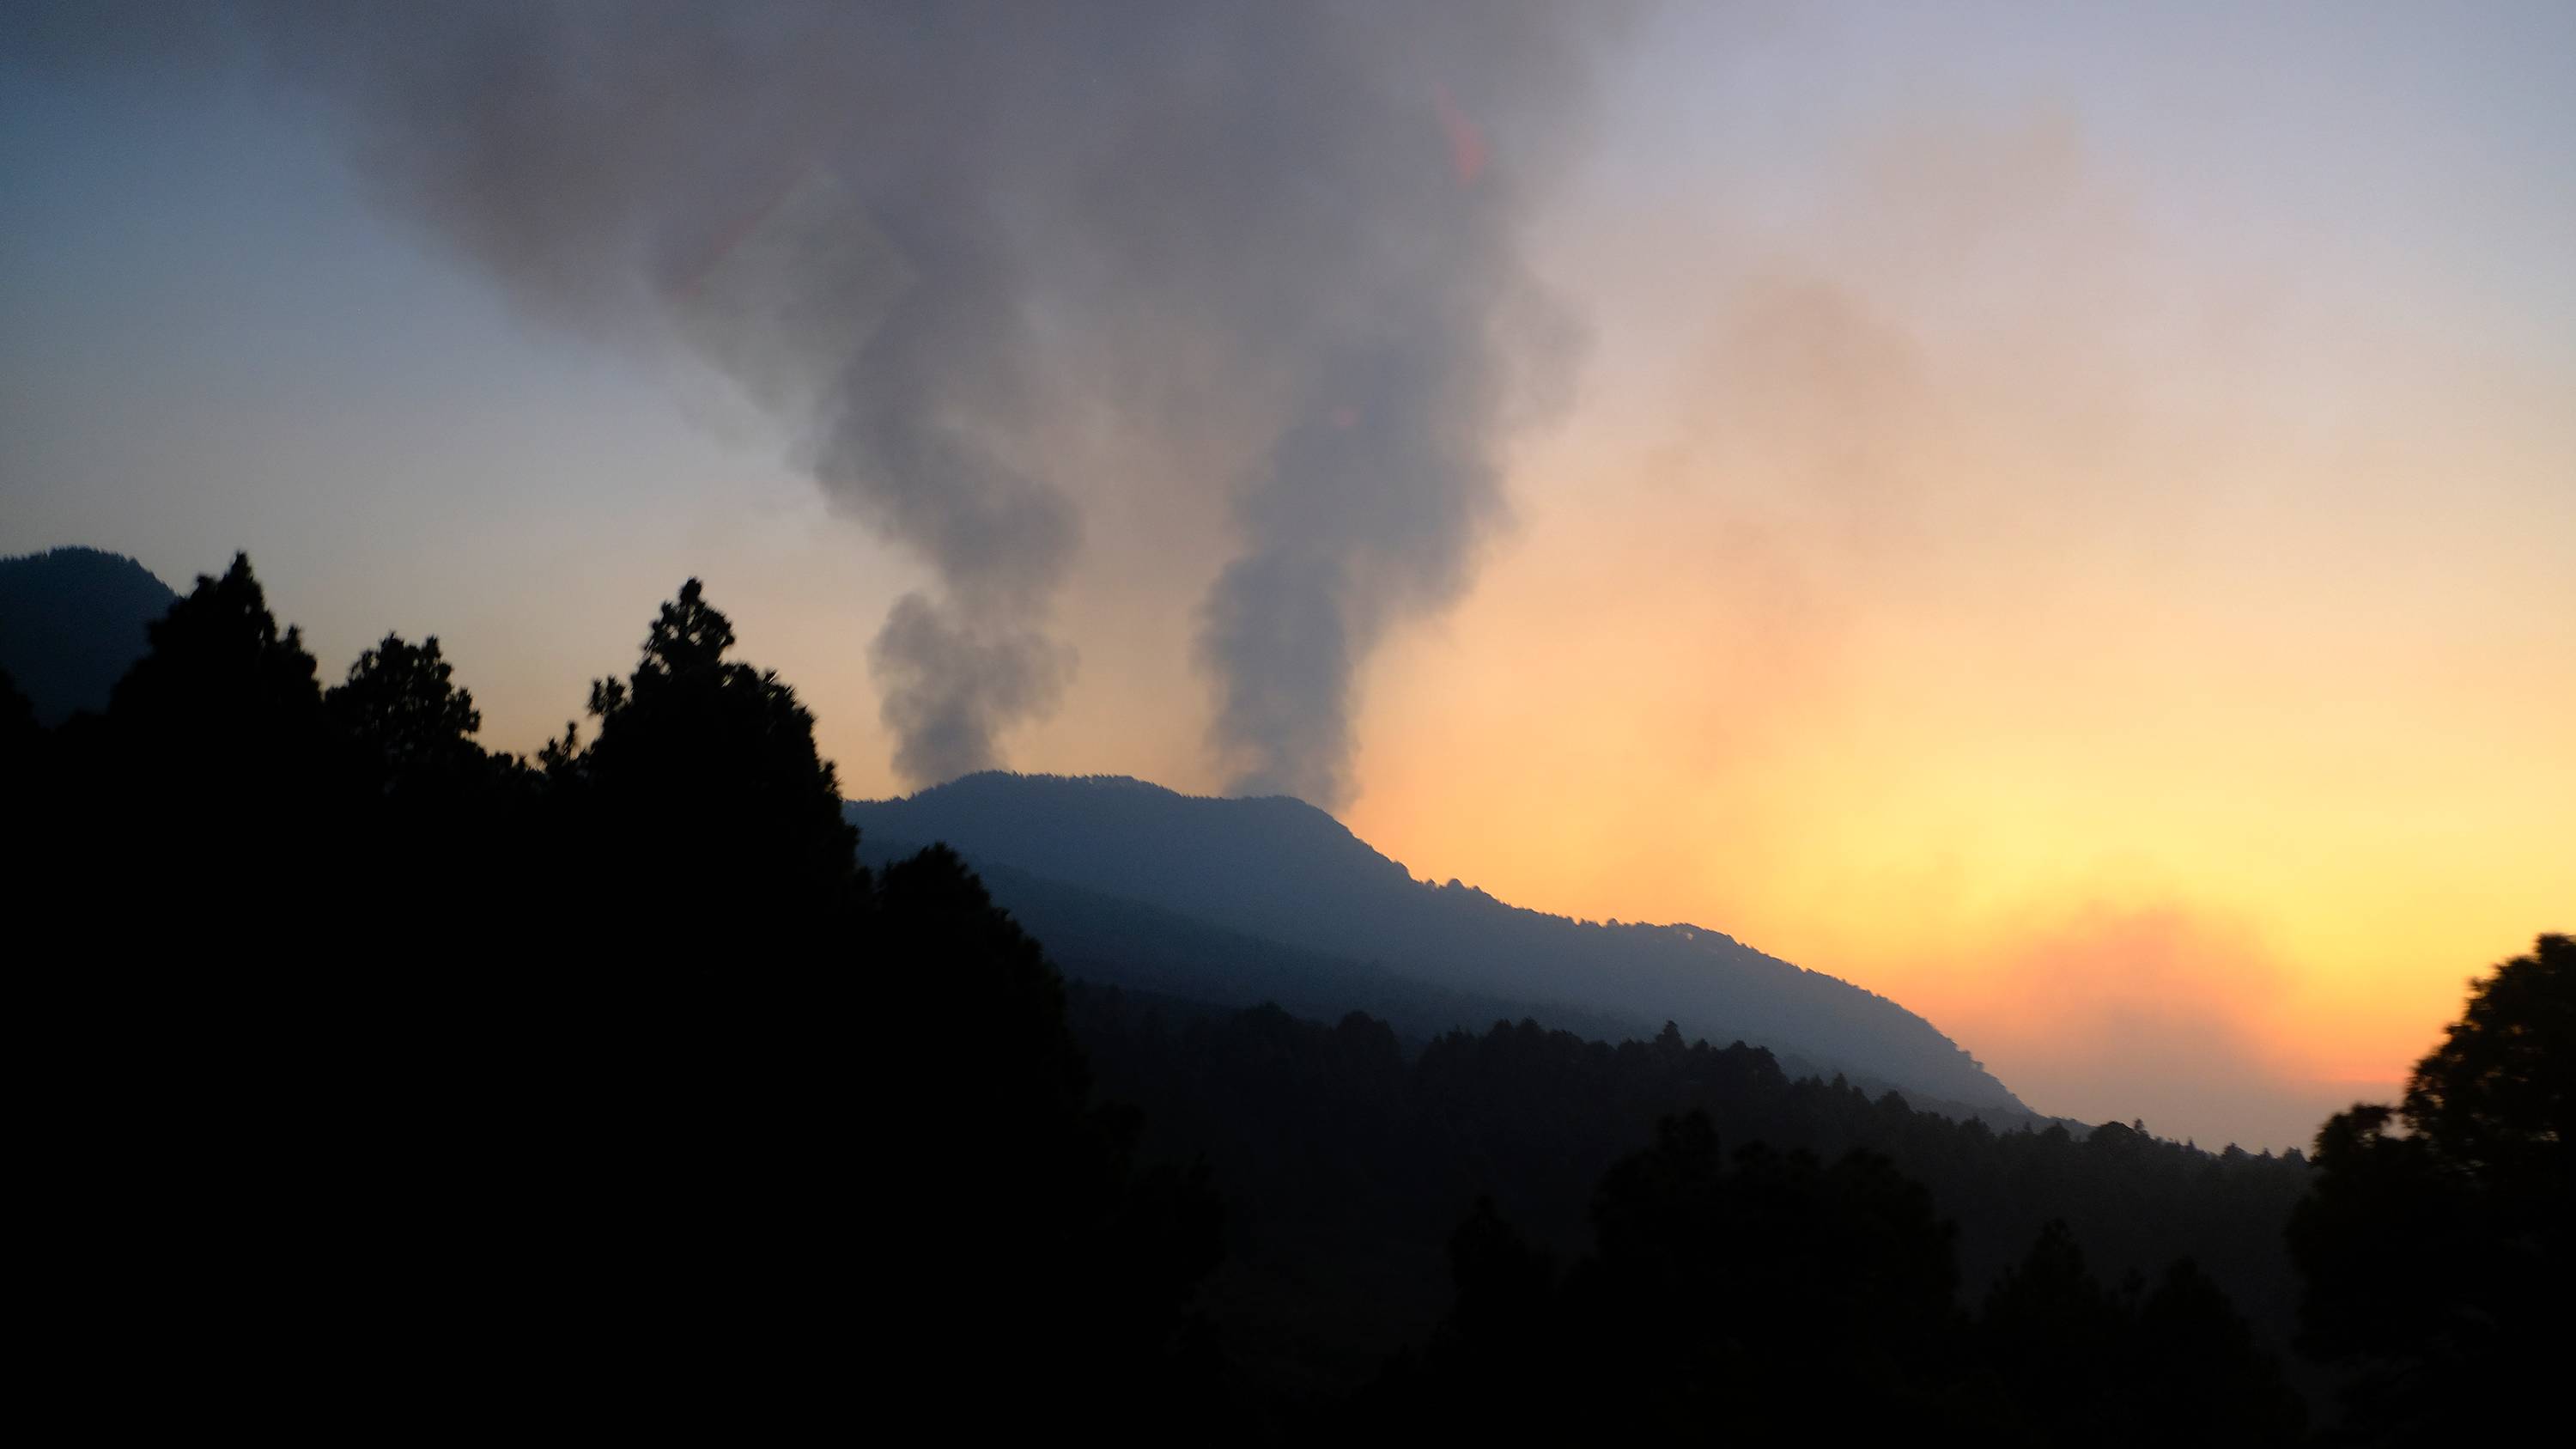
[{"left": 5, "top": 3, "right": 2569, "bottom": 1149}]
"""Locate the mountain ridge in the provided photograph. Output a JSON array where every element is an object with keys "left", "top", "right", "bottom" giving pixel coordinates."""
[{"left": 848, "top": 771, "right": 2026, "bottom": 1114}]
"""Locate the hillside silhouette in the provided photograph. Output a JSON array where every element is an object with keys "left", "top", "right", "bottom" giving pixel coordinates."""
[
  {"left": 851, "top": 771, "right": 2024, "bottom": 1115},
  {"left": 0, "top": 546, "right": 177, "bottom": 724}
]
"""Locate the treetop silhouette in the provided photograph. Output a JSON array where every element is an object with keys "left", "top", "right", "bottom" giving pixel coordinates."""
[{"left": 2291, "top": 934, "right": 2572, "bottom": 1442}]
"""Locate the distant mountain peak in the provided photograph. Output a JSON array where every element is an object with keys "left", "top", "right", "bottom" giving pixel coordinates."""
[{"left": 0, "top": 545, "right": 179, "bottom": 725}]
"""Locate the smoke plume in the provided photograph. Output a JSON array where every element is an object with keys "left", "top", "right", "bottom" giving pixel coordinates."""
[{"left": 244, "top": 0, "right": 1615, "bottom": 801}]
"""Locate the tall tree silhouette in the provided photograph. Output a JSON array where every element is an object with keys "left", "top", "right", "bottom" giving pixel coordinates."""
[
  {"left": 106, "top": 551, "right": 323, "bottom": 739},
  {"left": 869, "top": 846, "right": 1224, "bottom": 1429},
  {"left": 2289, "top": 933, "right": 2573, "bottom": 1441},
  {"left": 546, "top": 579, "right": 859, "bottom": 953},
  {"left": 39, "top": 552, "right": 349, "bottom": 934},
  {"left": 21, "top": 556, "right": 381, "bottom": 1431}
]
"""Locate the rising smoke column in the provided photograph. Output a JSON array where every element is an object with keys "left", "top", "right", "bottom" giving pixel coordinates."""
[{"left": 247, "top": 1, "right": 1616, "bottom": 801}]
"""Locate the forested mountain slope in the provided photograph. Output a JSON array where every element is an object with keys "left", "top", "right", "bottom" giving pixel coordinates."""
[{"left": 851, "top": 772, "right": 2022, "bottom": 1113}]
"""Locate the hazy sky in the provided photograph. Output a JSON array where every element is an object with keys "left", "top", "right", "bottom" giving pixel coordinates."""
[{"left": 6, "top": 2, "right": 2569, "bottom": 1150}]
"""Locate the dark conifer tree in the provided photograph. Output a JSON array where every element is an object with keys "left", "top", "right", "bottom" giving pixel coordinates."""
[
  {"left": 544, "top": 578, "right": 860, "bottom": 959},
  {"left": 2290, "top": 934, "right": 2573, "bottom": 1442}
]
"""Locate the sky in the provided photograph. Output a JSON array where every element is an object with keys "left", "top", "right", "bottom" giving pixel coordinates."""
[{"left": 4, "top": 2, "right": 2570, "bottom": 1151}]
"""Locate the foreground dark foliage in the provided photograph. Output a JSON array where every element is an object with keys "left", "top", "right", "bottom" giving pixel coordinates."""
[
  {"left": 1361, "top": 1121, "right": 2303, "bottom": 1445},
  {"left": 15, "top": 557, "right": 1216, "bottom": 1434},
  {"left": 1071, "top": 993, "right": 2312, "bottom": 1438},
  {"left": 9, "top": 554, "right": 2549, "bottom": 1441}
]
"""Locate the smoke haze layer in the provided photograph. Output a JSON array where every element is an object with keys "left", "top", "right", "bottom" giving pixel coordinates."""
[{"left": 246, "top": 0, "right": 1619, "bottom": 803}]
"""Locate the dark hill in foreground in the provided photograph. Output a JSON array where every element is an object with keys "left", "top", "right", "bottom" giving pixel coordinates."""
[{"left": 848, "top": 771, "right": 2025, "bottom": 1116}]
